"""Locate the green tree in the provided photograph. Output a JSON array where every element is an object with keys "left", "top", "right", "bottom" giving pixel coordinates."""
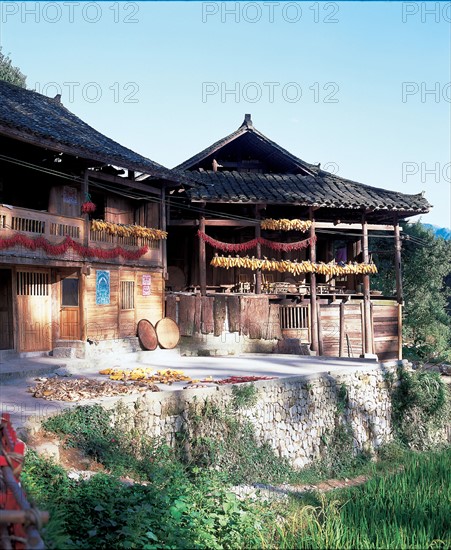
[
  {"left": 371, "top": 222, "right": 451, "bottom": 362},
  {"left": 0, "top": 48, "right": 26, "bottom": 88}
]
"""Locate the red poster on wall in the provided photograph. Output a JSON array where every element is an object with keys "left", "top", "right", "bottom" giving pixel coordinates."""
[{"left": 142, "top": 274, "right": 151, "bottom": 296}]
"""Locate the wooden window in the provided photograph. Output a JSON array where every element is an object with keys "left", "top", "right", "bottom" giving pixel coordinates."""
[
  {"left": 279, "top": 305, "right": 309, "bottom": 330},
  {"left": 120, "top": 281, "right": 135, "bottom": 310},
  {"left": 16, "top": 271, "right": 49, "bottom": 296},
  {"left": 62, "top": 278, "right": 79, "bottom": 307}
]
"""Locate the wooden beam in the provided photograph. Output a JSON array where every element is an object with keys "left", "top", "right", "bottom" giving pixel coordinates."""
[
  {"left": 89, "top": 170, "right": 162, "bottom": 196},
  {"left": 199, "top": 214, "right": 207, "bottom": 296},
  {"left": 309, "top": 207, "right": 319, "bottom": 353},
  {"left": 169, "top": 219, "right": 395, "bottom": 230},
  {"left": 393, "top": 215, "right": 403, "bottom": 304},
  {"left": 315, "top": 221, "right": 397, "bottom": 232}
]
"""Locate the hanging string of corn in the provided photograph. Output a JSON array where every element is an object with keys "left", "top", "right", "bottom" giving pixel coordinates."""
[
  {"left": 91, "top": 220, "right": 168, "bottom": 240},
  {"left": 260, "top": 219, "right": 312, "bottom": 232},
  {"left": 211, "top": 254, "right": 378, "bottom": 276}
]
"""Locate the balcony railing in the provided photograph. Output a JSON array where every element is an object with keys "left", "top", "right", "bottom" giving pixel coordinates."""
[{"left": 0, "top": 205, "right": 161, "bottom": 264}]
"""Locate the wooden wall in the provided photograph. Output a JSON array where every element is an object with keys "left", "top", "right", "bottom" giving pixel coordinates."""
[
  {"left": 168, "top": 294, "right": 400, "bottom": 361},
  {"left": 373, "top": 302, "right": 400, "bottom": 361},
  {"left": 319, "top": 300, "right": 399, "bottom": 360},
  {"left": 85, "top": 267, "right": 164, "bottom": 342}
]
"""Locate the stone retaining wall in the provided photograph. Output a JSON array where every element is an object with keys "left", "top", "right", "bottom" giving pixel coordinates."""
[{"left": 108, "top": 363, "right": 399, "bottom": 469}]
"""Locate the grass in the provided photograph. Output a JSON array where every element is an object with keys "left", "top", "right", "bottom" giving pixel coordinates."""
[{"left": 265, "top": 447, "right": 451, "bottom": 549}]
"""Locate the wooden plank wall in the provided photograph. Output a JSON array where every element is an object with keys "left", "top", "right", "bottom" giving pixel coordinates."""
[
  {"left": 174, "top": 294, "right": 281, "bottom": 340},
  {"left": 372, "top": 302, "right": 399, "bottom": 361},
  {"left": 85, "top": 268, "right": 164, "bottom": 341},
  {"left": 171, "top": 295, "right": 399, "bottom": 360},
  {"left": 320, "top": 303, "right": 364, "bottom": 358},
  {"left": 320, "top": 301, "right": 399, "bottom": 360}
]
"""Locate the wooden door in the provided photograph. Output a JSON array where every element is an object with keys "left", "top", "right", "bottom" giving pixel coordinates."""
[
  {"left": 0, "top": 269, "right": 13, "bottom": 349},
  {"left": 60, "top": 277, "right": 80, "bottom": 340},
  {"left": 16, "top": 270, "right": 52, "bottom": 352}
]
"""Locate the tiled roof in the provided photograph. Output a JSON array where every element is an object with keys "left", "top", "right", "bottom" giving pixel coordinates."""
[
  {"left": 0, "top": 80, "right": 173, "bottom": 178},
  {"left": 186, "top": 170, "right": 431, "bottom": 214}
]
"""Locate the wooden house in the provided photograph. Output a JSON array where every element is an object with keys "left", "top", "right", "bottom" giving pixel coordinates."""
[
  {"left": 0, "top": 80, "right": 178, "bottom": 357},
  {"left": 165, "top": 115, "right": 431, "bottom": 360}
]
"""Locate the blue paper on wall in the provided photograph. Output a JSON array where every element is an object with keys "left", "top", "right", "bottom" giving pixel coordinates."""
[{"left": 96, "top": 270, "right": 110, "bottom": 305}]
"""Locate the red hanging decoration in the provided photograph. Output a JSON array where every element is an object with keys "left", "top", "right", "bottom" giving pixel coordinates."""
[
  {"left": 197, "top": 230, "right": 316, "bottom": 253},
  {"left": 0, "top": 234, "right": 148, "bottom": 260},
  {"left": 81, "top": 201, "right": 97, "bottom": 214}
]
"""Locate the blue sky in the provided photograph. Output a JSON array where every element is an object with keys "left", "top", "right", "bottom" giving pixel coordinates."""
[{"left": 1, "top": 1, "right": 450, "bottom": 227}]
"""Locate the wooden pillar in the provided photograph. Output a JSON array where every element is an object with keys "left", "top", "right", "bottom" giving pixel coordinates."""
[
  {"left": 397, "top": 303, "right": 403, "bottom": 360},
  {"left": 161, "top": 190, "right": 168, "bottom": 279},
  {"left": 394, "top": 215, "right": 403, "bottom": 304},
  {"left": 327, "top": 240, "right": 335, "bottom": 291},
  {"left": 199, "top": 213, "right": 207, "bottom": 296},
  {"left": 82, "top": 170, "right": 90, "bottom": 247},
  {"left": 362, "top": 215, "right": 373, "bottom": 355},
  {"left": 339, "top": 301, "right": 345, "bottom": 357},
  {"left": 79, "top": 272, "right": 87, "bottom": 341},
  {"left": 309, "top": 207, "right": 319, "bottom": 353},
  {"left": 255, "top": 206, "right": 262, "bottom": 294}
]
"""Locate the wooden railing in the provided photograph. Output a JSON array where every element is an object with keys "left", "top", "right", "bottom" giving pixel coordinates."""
[{"left": 0, "top": 205, "right": 161, "bottom": 264}]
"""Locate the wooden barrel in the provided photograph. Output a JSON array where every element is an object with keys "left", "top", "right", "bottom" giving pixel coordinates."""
[
  {"left": 137, "top": 319, "right": 158, "bottom": 351},
  {"left": 155, "top": 317, "right": 180, "bottom": 349}
]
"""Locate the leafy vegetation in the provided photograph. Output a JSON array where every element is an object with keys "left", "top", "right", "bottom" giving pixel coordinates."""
[
  {"left": 0, "top": 48, "right": 26, "bottom": 88},
  {"left": 27, "top": 369, "right": 450, "bottom": 549},
  {"left": 371, "top": 222, "right": 451, "bottom": 362},
  {"left": 390, "top": 366, "right": 449, "bottom": 450}
]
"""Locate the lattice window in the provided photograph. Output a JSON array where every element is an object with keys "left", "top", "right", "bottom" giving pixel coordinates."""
[
  {"left": 279, "top": 305, "right": 309, "bottom": 330},
  {"left": 0, "top": 215, "right": 6, "bottom": 229},
  {"left": 120, "top": 281, "right": 135, "bottom": 310},
  {"left": 17, "top": 271, "right": 49, "bottom": 296}
]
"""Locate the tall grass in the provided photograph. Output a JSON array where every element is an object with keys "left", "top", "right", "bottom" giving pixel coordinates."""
[{"left": 265, "top": 447, "right": 451, "bottom": 549}]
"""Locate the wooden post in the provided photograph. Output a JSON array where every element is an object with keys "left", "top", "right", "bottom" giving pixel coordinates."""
[
  {"left": 199, "top": 213, "right": 207, "bottom": 296},
  {"left": 80, "top": 272, "right": 87, "bottom": 342},
  {"left": 161, "top": 190, "right": 168, "bottom": 279},
  {"left": 255, "top": 206, "right": 262, "bottom": 294},
  {"left": 394, "top": 215, "right": 403, "bottom": 304},
  {"left": 398, "top": 303, "right": 403, "bottom": 360},
  {"left": 82, "top": 170, "right": 90, "bottom": 248},
  {"left": 362, "top": 215, "right": 373, "bottom": 355},
  {"left": 339, "top": 301, "right": 345, "bottom": 357},
  {"left": 317, "top": 303, "right": 324, "bottom": 355},
  {"left": 309, "top": 207, "right": 319, "bottom": 353}
]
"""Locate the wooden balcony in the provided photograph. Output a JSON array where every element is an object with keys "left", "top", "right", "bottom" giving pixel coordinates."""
[{"left": 0, "top": 205, "right": 162, "bottom": 266}]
